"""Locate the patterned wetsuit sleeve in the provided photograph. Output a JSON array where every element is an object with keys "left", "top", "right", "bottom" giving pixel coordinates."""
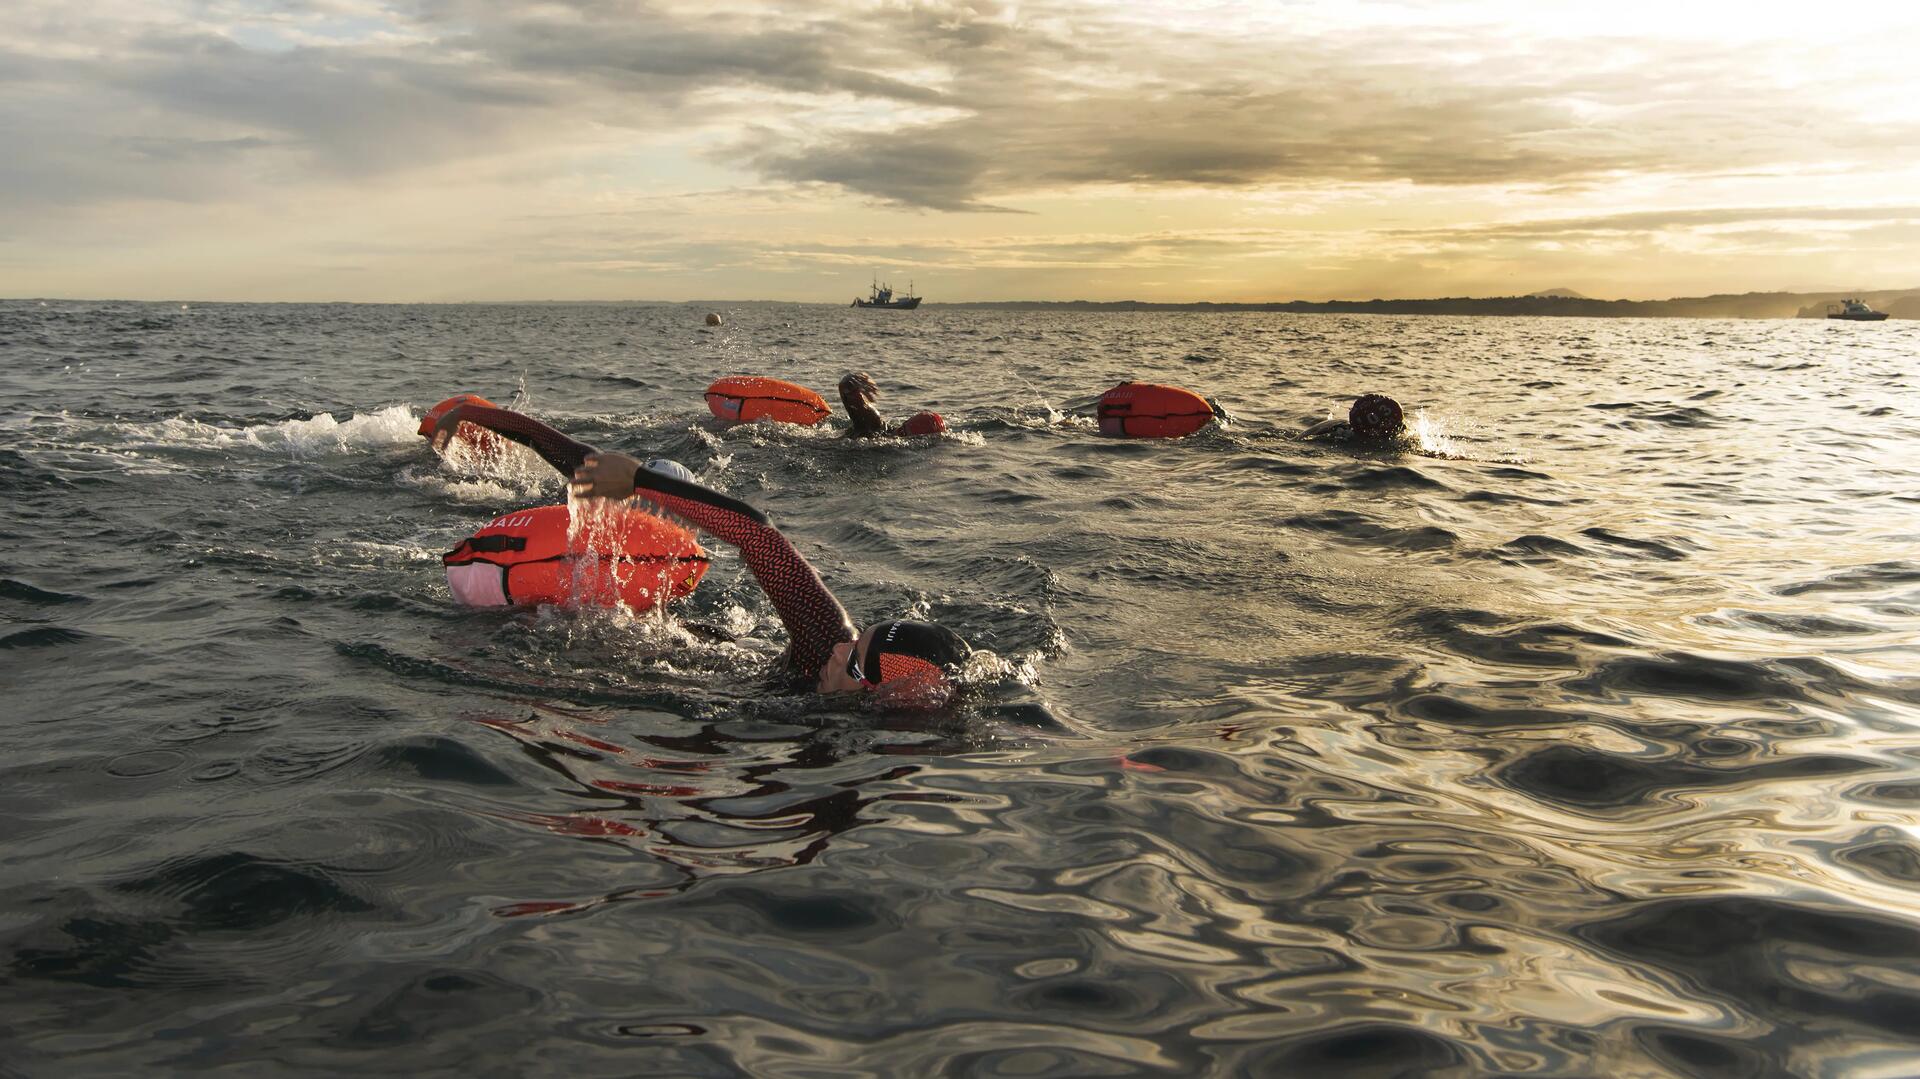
[
  {"left": 445, "top": 405, "right": 597, "bottom": 476},
  {"left": 626, "top": 471, "right": 856, "bottom": 678}
]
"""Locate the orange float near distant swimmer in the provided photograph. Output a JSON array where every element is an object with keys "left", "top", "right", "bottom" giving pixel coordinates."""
[
  {"left": 1096, "top": 381, "right": 1216, "bottom": 438},
  {"left": 420, "top": 393, "right": 505, "bottom": 455},
  {"left": 443, "top": 504, "right": 708, "bottom": 609},
  {"left": 704, "top": 376, "right": 831, "bottom": 426}
]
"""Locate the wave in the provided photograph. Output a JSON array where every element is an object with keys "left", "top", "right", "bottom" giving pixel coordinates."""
[{"left": 128, "top": 405, "right": 422, "bottom": 458}]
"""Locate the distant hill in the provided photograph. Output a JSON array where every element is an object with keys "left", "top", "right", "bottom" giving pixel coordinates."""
[
  {"left": 1526, "top": 288, "right": 1588, "bottom": 299},
  {"left": 937, "top": 288, "right": 1920, "bottom": 319}
]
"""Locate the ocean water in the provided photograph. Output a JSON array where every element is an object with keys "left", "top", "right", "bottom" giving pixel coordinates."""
[{"left": 3, "top": 300, "right": 1918, "bottom": 1076}]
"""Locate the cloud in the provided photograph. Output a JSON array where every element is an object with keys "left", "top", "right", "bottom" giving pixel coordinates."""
[
  {"left": 6, "top": 0, "right": 1920, "bottom": 301},
  {"left": 452, "top": 8, "right": 950, "bottom": 105},
  {"left": 1381, "top": 204, "right": 1920, "bottom": 241},
  {"left": 733, "top": 17, "right": 1920, "bottom": 209},
  {"left": 8, "top": 0, "right": 1918, "bottom": 217}
]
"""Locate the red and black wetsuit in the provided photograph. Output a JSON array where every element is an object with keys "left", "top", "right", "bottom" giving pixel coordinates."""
[{"left": 442, "top": 404, "right": 856, "bottom": 678}]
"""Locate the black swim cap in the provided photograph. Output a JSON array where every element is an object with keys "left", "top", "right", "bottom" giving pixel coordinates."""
[{"left": 858, "top": 620, "right": 970, "bottom": 687}]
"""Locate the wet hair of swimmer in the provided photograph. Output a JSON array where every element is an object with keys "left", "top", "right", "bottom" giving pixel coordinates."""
[
  {"left": 846, "top": 620, "right": 971, "bottom": 691},
  {"left": 1349, "top": 394, "right": 1405, "bottom": 440}
]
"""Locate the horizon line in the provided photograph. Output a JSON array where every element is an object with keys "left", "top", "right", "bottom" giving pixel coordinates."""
[{"left": 8, "top": 287, "right": 1918, "bottom": 308}]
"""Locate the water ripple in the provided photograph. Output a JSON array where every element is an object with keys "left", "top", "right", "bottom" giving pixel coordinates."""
[{"left": 8, "top": 302, "right": 1920, "bottom": 1073}]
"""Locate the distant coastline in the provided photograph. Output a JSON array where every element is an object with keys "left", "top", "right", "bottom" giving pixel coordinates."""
[
  {"left": 929, "top": 289, "right": 1920, "bottom": 320},
  {"left": 11, "top": 288, "right": 1916, "bottom": 317}
]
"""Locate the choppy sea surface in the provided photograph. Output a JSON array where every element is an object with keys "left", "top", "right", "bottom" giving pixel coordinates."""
[{"left": 3, "top": 300, "right": 1919, "bottom": 1076}]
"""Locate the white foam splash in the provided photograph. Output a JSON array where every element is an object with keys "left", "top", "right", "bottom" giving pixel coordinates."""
[
  {"left": 244, "top": 405, "right": 421, "bottom": 457},
  {"left": 436, "top": 431, "right": 554, "bottom": 493},
  {"left": 132, "top": 405, "right": 421, "bottom": 458},
  {"left": 1409, "top": 409, "right": 1461, "bottom": 458},
  {"left": 398, "top": 467, "right": 531, "bottom": 505},
  {"left": 1007, "top": 402, "right": 1092, "bottom": 431}
]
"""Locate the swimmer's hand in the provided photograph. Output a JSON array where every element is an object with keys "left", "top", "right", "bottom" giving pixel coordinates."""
[
  {"left": 428, "top": 404, "right": 469, "bottom": 451},
  {"left": 570, "top": 451, "right": 642, "bottom": 501},
  {"left": 838, "top": 371, "right": 879, "bottom": 405},
  {"left": 839, "top": 372, "right": 887, "bottom": 438}
]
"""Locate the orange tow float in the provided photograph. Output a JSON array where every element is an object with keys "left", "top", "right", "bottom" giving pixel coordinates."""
[
  {"left": 1096, "top": 381, "right": 1216, "bottom": 438},
  {"left": 704, "top": 376, "right": 831, "bottom": 426},
  {"left": 444, "top": 504, "right": 708, "bottom": 610}
]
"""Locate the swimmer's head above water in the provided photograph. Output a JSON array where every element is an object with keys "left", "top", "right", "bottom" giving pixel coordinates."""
[
  {"left": 818, "top": 620, "right": 970, "bottom": 700},
  {"left": 1349, "top": 394, "right": 1405, "bottom": 441}
]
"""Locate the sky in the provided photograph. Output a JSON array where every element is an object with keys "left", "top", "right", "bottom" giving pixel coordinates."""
[{"left": 5, "top": 0, "right": 1920, "bottom": 303}]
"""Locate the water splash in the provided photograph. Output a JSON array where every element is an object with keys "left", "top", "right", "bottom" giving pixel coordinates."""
[
  {"left": 128, "top": 405, "right": 421, "bottom": 458},
  {"left": 1409, "top": 408, "right": 1461, "bottom": 458}
]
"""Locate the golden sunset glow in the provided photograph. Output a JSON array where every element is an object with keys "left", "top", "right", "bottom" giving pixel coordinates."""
[{"left": 7, "top": 0, "right": 1920, "bottom": 301}]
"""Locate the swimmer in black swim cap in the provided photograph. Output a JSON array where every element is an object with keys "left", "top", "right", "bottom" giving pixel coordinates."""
[
  {"left": 838, "top": 372, "right": 948, "bottom": 438},
  {"left": 817, "top": 619, "right": 969, "bottom": 697},
  {"left": 1301, "top": 393, "right": 1407, "bottom": 444},
  {"left": 427, "top": 402, "right": 973, "bottom": 708}
]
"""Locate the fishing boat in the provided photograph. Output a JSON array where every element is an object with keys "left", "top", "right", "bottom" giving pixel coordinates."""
[
  {"left": 1826, "top": 298, "right": 1889, "bottom": 321},
  {"left": 853, "top": 277, "right": 921, "bottom": 309}
]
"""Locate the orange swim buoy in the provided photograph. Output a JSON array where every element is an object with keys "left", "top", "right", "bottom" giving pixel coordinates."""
[
  {"left": 443, "top": 504, "right": 708, "bottom": 610},
  {"left": 704, "top": 376, "right": 831, "bottom": 426},
  {"left": 1096, "top": 381, "right": 1215, "bottom": 438},
  {"left": 419, "top": 393, "right": 504, "bottom": 454}
]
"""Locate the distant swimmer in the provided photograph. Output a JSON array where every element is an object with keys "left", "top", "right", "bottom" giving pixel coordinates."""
[
  {"left": 838, "top": 372, "right": 948, "bottom": 438},
  {"left": 1300, "top": 393, "right": 1407, "bottom": 445},
  {"left": 429, "top": 403, "right": 972, "bottom": 707}
]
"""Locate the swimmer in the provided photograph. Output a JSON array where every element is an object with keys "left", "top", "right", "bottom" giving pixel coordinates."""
[
  {"left": 1301, "top": 393, "right": 1407, "bottom": 445},
  {"left": 838, "top": 372, "right": 948, "bottom": 438},
  {"left": 429, "top": 403, "right": 972, "bottom": 707}
]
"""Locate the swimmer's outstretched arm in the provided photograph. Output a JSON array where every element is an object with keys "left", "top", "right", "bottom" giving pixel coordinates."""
[
  {"left": 434, "top": 404, "right": 856, "bottom": 676},
  {"left": 432, "top": 403, "right": 597, "bottom": 475},
  {"left": 574, "top": 452, "right": 856, "bottom": 679},
  {"left": 1299, "top": 418, "right": 1346, "bottom": 440},
  {"left": 838, "top": 372, "right": 888, "bottom": 439}
]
